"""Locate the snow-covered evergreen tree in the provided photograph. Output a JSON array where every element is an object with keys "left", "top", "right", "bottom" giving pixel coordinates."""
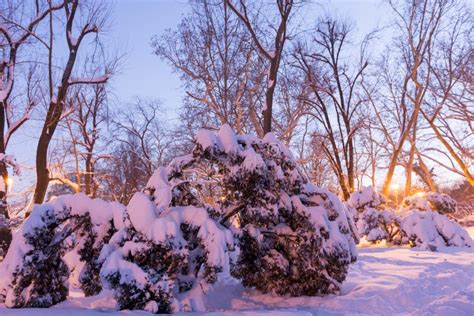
[
  {"left": 0, "top": 194, "right": 123, "bottom": 307},
  {"left": 99, "top": 167, "right": 234, "bottom": 313},
  {"left": 348, "top": 187, "right": 400, "bottom": 243},
  {"left": 165, "top": 124, "right": 357, "bottom": 296}
]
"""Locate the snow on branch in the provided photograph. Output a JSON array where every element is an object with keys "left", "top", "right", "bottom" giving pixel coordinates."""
[{"left": 68, "top": 74, "right": 110, "bottom": 86}]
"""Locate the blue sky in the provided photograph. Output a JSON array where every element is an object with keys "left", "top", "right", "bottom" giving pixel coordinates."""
[{"left": 109, "top": 0, "right": 190, "bottom": 114}]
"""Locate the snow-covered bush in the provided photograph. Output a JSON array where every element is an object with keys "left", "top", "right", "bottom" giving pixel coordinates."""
[
  {"left": 401, "top": 192, "right": 457, "bottom": 216},
  {"left": 355, "top": 208, "right": 400, "bottom": 242},
  {"left": 164, "top": 125, "right": 357, "bottom": 296},
  {"left": 399, "top": 210, "right": 473, "bottom": 250},
  {"left": 0, "top": 194, "right": 123, "bottom": 307},
  {"left": 99, "top": 168, "right": 234, "bottom": 313},
  {"left": 396, "top": 192, "right": 473, "bottom": 249},
  {"left": 394, "top": 192, "right": 472, "bottom": 250},
  {"left": 348, "top": 187, "right": 400, "bottom": 243},
  {"left": 347, "top": 189, "right": 471, "bottom": 249}
]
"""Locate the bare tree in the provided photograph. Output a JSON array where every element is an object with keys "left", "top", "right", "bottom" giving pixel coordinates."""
[
  {"left": 101, "top": 139, "right": 148, "bottom": 204},
  {"left": 271, "top": 63, "right": 308, "bottom": 146},
  {"left": 419, "top": 3, "right": 473, "bottom": 186},
  {"left": 100, "top": 98, "right": 176, "bottom": 204},
  {"left": 154, "top": 0, "right": 306, "bottom": 147},
  {"left": 296, "top": 115, "right": 338, "bottom": 190},
  {"left": 71, "top": 85, "right": 108, "bottom": 197},
  {"left": 153, "top": 0, "right": 267, "bottom": 136},
  {"left": 49, "top": 83, "right": 110, "bottom": 198},
  {"left": 293, "top": 17, "right": 368, "bottom": 200},
  {"left": 226, "top": 0, "right": 294, "bottom": 134},
  {"left": 378, "top": 0, "right": 454, "bottom": 197},
  {"left": 33, "top": 0, "right": 112, "bottom": 204},
  {"left": 113, "top": 99, "right": 174, "bottom": 176}
]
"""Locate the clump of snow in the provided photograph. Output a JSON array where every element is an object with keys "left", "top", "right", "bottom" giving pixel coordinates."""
[
  {"left": 348, "top": 186, "right": 385, "bottom": 211},
  {"left": 195, "top": 129, "right": 223, "bottom": 153},
  {"left": 126, "top": 192, "right": 157, "bottom": 233},
  {"left": 145, "top": 167, "right": 172, "bottom": 213},
  {"left": 217, "top": 124, "right": 240, "bottom": 154}
]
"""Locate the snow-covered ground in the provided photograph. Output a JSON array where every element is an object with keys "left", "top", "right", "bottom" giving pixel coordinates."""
[{"left": 1, "top": 242, "right": 473, "bottom": 316}]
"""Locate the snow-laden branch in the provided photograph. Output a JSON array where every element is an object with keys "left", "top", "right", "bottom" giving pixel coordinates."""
[
  {"left": 68, "top": 74, "right": 110, "bottom": 86},
  {"left": 49, "top": 176, "right": 80, "bottom": 192}
]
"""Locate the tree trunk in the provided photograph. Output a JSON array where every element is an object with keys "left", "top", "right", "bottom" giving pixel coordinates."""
[
  {"left": 415, "top": 149, "right": 436, "bottom": 192},
  {"left": 405, "top": 141, "right": 415, "bottom": 196},
  {"left": 347, "top": 137, "right": 355, "bottom": 194},
  {"left": 34, "top": 135, "right": 51, "bottom": 204},
  {"left": 340, "top": 179, "right": 350, "bottom": 201},
  {"left": 85, "top": 154, "right": 93, "bottom": 196},
  {"left": 263, "top": 57, "right": 279, "bottom": 135},
  {"left": 382, "top": 141, "right": 404, "bottom": 197},
  {"left": 382, "top": 61, "right": 423, "bottom": 197},
  {"left": 263, "top": 87, "right": 273, "bottom": 134},
  {"left": 405, "top": 108, "right": 420, "bottom": 196},
  {"left": 34, "top": 98, "right": 65, "bottom": 204}
]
